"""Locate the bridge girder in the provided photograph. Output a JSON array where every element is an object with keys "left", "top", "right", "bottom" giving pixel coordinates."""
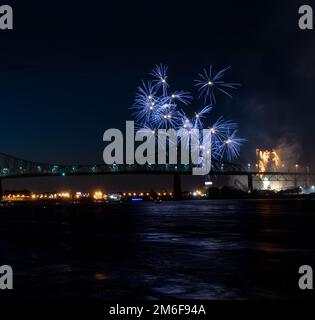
[{"left": 0, "top": 152, "right": 245, "bottom": 178}]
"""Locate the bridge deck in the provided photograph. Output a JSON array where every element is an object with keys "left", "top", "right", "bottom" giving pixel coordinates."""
[
  {"left": 1, "top": 170, "right": 315, "bottom": 180},
  {"left": 0, "top": 152, "right": 314, "bottom": 179}
]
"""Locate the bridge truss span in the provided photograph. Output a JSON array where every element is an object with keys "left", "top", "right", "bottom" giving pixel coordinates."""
[{"left": 0, "top": 152, "right": 243, "bottom": 179}]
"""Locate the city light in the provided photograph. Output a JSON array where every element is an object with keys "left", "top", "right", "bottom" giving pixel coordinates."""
[
  {"left": 263, "top": 177, "right": 270, "bottom": 190},
  {"left": 2, "top": 190, "right": 171, "bottom": 202},
  {"left": 93, "top": 191, "right": 103, "bottom": 200},
  {"left": 109, "top": 194, "right": 121, "bottom": 201},
  {"left": 131, "top": 198, "right": 143, "bottom": 202},
  {"left": 59, "top": 192, "right": 70, "bottom": 198},
  {"left": 192, "top": 190, "right": 206, "bottom": 197},
  {"left": 75, "top": 192, "right": 82, "bottom": 199}
]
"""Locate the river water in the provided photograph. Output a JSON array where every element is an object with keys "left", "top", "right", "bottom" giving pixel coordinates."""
[{"left": 0, "top": 199, "right": 315, "bottom": 300}]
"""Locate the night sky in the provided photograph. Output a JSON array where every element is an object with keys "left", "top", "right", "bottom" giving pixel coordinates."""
[{"left": 1, "top": 0, "right": 314, "bottom": 191}]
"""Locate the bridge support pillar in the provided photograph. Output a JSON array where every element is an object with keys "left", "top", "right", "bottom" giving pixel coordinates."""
[
  {"left": 247, "top": 174, "right": 253, "bottom": 194},
  {"left": 173, "top": 173, "right": 182, "bottom": 200}
]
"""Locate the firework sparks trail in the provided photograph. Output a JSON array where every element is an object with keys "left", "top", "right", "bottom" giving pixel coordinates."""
[
  {"left": 256, "top": 149, "right": 282, "bottom": 173},
  {"left": 220, "top": 130, "right": 246, "bottom": 161},
  {"left": 150, "top": 64, "right": 169, "bottom": 96},
  {"left": 193, "top": 105, "right": 213, "bottom": 129},
  {"left": 131, "top": 81, "right": 158, "bottom": 124},
  {"left": 194, "top": 65, "right": 240, "bottom": 104},
  {"left": 168, "top": 90, "right": 193, "bottom": 106},
  {"left": 130, "top": 64, "right": 245, "bottom": 167}
]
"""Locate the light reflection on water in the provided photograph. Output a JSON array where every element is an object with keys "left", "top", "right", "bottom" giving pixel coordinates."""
[{"left": 1, "top": 199, "right": 315, "bottom": 300}]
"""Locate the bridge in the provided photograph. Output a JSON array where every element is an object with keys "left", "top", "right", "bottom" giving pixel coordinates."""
[{"left": 0, "top": 152, "right": 314, "bottom": 199}]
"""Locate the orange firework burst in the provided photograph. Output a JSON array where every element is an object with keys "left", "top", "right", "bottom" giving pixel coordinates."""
[{"left": 256, "top": 149, "right": 281, "bottom": 175}]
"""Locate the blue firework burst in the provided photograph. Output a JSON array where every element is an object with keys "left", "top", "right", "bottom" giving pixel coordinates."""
[
  {"left": 220, "top": 130, "right": 246, "bottom": 161},
  {"left": 130, "top": 64, "right": 245, "bottom": 167},
  {"left": 150, "top": 64, "right": 169, "bottom": 96},
  {"left": 194, "top": 65, "right": 240, "bottom": 104}
]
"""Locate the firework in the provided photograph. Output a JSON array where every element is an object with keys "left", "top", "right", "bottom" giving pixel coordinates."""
[
  {"left": 194, "top": 65, "right": 240, "bottom": 104},
  {"left": 150, "top": 108, "right": 182, "bottom": 130},
  {"left": 131, "top": 81, "right": 158, "bottom": 124},
  {"left": 130, "top": 64, "right": 245, "bottom": 167},
  {"left": 150, "top": 64, "right": 169, "bottom": 96},
  {"left": 169, "top": 90, "right": 192, "bottom": 105},
  {"left": 193, "top": 105, "right": 213, "bottom": 129},
  {"left": 256, "top": 149, "right": 281, "bottom": 173},
  {"left": 221, "top": 130, "right": 246, "bottom": 161}
]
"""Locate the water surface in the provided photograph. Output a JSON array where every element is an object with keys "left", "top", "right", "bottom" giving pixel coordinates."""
[{"left": 1, "top": 199, "right": 314, "bottom": 300}]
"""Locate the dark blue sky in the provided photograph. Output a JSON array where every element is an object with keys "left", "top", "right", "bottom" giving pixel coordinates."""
[{"left": 1, "top": 0, "right": 315, "bottom": 191}]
